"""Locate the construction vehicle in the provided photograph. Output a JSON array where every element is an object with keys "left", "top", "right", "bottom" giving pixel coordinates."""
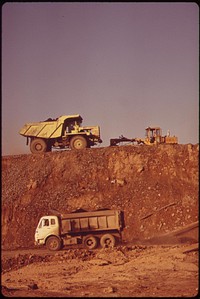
[
  {"left": 34, "top": 209, "right": 124, "bottom": 251},
  {"left": 110, "top": 126, "right": 178, "bottom": 146},
  {"left": 19, "top": 114, "right": 102, "bottom": 153}
]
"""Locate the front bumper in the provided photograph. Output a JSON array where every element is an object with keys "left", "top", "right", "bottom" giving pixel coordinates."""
[{"left": 34, "top": 238, "right": 45, "bottom": 246}]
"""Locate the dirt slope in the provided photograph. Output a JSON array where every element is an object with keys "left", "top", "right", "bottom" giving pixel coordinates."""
[{"left": 2, "top": 143, "right": 199, "bottom": 250}]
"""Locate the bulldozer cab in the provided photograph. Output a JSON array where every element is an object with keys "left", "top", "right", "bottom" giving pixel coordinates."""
[{"left": 145, "top": 127, "right": 162, "bottom": 144}]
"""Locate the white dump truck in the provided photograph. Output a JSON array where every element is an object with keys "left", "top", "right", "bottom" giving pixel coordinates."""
[{"left": 35, "top": 209, "right": 124, "bottom": 251}]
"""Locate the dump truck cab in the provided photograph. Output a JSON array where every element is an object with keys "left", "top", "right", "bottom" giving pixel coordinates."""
[
  {"left": 35, "top": 216, "right": 60, "bottom": 247},
  {"left": 64, "top": 116, "right": 83, "bottom": 134}
]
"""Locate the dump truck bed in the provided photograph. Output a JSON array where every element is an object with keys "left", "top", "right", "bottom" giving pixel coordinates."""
[
  {"left": 19, "top": 115, "right": 82, "bottom": 139},
  {"left": 60, "top": 210, "right": 122, "bottom": 234}
]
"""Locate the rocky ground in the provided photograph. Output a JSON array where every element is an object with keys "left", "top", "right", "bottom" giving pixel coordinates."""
[
  {"left": 1, "top": 143, "right": 199, "bottom": 297},
  {"left": 1, "top": 244, "right": 199, "bottom": 297}
]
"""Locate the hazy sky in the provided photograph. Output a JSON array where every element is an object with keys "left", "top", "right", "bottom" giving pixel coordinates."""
[{"left": 2, "top": 2, "right": 199, "bottom": 156}]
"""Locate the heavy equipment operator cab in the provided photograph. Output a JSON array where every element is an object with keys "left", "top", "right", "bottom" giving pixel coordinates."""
[
  {"left": 145, "top": 127, "right": 162, "bottom": 144},
  {"left": 65, "top": 118, "right": 82, "bottom": 134}
]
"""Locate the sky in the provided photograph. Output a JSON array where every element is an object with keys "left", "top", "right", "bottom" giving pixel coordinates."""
[{"left": 2, "top": 2, "right": 199, "bottom": 156}]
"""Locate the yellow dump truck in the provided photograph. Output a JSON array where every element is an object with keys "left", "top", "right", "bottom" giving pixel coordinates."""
[
  {"left": 19, "top": 114, "right": 102, "bottom": 153},
  {"left": 34, "top": 209, "right": 124, "bottom": 251},
  {"left": 110, "top": 126, "right": 178, "bottom": 146}
]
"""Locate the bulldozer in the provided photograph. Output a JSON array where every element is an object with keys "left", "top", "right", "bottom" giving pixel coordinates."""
[{"left": 110, "top": 126, "right": 178, "bottom": 146}]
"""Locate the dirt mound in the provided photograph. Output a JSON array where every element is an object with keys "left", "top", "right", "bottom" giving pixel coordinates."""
[{"left": 2, "top": 144, "right": 199, "bottom": 250}]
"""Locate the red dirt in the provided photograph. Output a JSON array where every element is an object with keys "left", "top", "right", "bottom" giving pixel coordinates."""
[{"left": 1, "top": 143, "right": 199, "bottom": 297}]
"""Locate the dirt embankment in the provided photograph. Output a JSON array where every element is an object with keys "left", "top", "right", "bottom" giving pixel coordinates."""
[{"left": 2, "top": 143, "right": 199, "bottom": 250}]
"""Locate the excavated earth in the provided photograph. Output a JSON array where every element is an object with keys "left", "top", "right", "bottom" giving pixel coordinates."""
[{"left": 1, "top": 144, "right": 199, "bottom": 297}]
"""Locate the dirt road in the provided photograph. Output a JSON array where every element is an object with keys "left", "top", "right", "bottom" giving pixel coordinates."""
[{"left": 1, "top": 243, "right": 198, "bottom": 297}]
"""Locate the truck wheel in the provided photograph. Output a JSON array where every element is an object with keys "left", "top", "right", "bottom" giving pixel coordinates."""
[
  {"left": 70, "top": 136, "right": 87, "bottom": 150},
  {"left": 100, "top": 234, "right": 116, "bottom": 248},
  {"left": 46, "top": 236, "right": 62, "bottom": 251},
  {"left": 30, "top": 139, "right": 47, "bottom": 153},
  {"left": 83, "top": 235, "right": 98, "bottom": 250}
]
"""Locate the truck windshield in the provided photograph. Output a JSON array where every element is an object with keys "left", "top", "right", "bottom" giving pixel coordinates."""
[
  {"left": 38, "top": 218, "right": 49, "bottom": 228},
  {"left": 43, "top": 219, "right": 49, "bottom": 226}
]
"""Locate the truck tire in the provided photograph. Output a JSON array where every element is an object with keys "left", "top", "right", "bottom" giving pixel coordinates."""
[
  {"left": 46, "top": 236, "right": 62, "bottom": 251},
  {"left": 30, "top": 138, "right": 47, "bottom": 153},
  {"left": 83, "top": 235, "right": 98, "bottom": 250},
  {"left": 70, "top": 136, "right": 87, "bottom": 150},
  {"left": 100, "top": 234, "right": 116, "bottom": 248}
]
